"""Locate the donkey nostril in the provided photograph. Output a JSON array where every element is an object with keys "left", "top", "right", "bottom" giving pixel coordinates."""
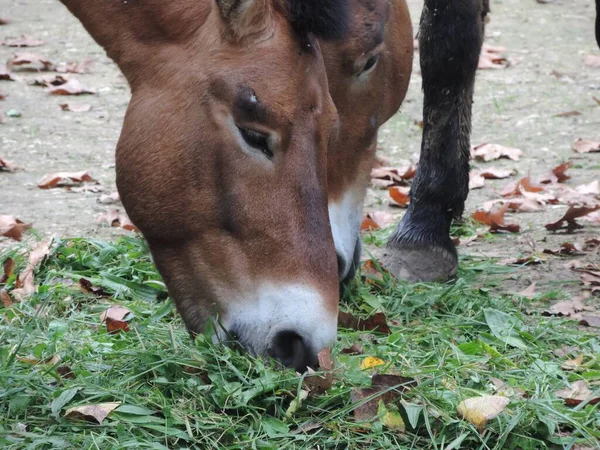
[{"left": 268, "top": 330, "right": 316, "bottom": 373}]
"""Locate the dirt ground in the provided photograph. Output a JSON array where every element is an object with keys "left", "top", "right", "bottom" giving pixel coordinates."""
[{"left": 1, "top": 0, "right": 599, "bottom": 293}]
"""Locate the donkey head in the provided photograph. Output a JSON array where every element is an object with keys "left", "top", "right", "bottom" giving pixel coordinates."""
[{"left": 60, "top": 0, "right": 349, "bottom": 371}]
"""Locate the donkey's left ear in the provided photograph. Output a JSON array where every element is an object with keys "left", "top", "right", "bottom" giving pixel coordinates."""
[{"left": 215, "top": 0, "right": 273, "bottom": 41}]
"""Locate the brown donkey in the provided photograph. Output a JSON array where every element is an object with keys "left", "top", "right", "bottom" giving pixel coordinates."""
[{"left": 58, "top": 0, "right": 486, "bottom": 371}]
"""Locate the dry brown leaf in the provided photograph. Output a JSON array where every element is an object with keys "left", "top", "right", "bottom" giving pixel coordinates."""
[
  {"left": 469, "top": 172, "right": 485, "bottom": 190},
  {"left": 32, "top": 74, "right": 68, "bottom": 87},
  {"left": 96, "top": 209, "right": 139, "bottom": 232},
  {"left": 302, "top": 348, "right": 334, "bottom": 394},
  {"left": 543, "top": 242, "right": 586, "bottom": 256},
  {"left": 55, "top": 59, "right": 95, "bottom": 74},
  {"left": 517, "top": 282, "right": 537, "bottom": 299},
  {"left": 352, "top": 374, "right": 416, "bottom": 421},
  {"left": 371, "top": 164, "right": 416, "bottom": 188},
  {"left": 338, "top": 310, "right": 391, "bottom": 335},
  {"left": 60, "top": 103, "right": 92, "bottom": 112},
  {"left": 1, "top": 257, "right": 15, "bottom": 283},
  {"left": 0, "top": 157, "right": 18, "bottom": 172},
  {"left": 457, "top": 396, "right": 510, "bottom": 430},
  {"left": 49, "top": 78, "right": 96, "bottom": 96},
  {"left": 472, "top": 143, "right": 522, "bottom": 162},
  {"left": 0, "top": 18, "right": 9, "bottom": 25},
  {"left": 56, "top": 365, "right": 76, "bottom": 379},
  {"left": 540, "top": 162, "right": 572, "bottom": 184},
  {"left": 579, "top": 315, "right": 600, "bottom": 328},
  {"left": 16, "top": 354, "right": 61, "bottom": 366},
  {"left": 472, "top": 204, "right": 520, "bottom": 233},
  {"left": 583, "top": 54, "right": 600, "bottom": 68},
  {"left": 2, "top": 35, "right": 45, "bottom": 47},
  {"left": 13, "top": 240, "right": 51, "bottom": 297},
  {"left": 572, "top": 139, "right": 600, "bottom": 154},
  {"left": 100, "top": 305, "right": 132, "bottom": 334},
  {"left": 545, "top": 205, "right": 600, "bottom": 232},
  {"left": 7, "top": 52, "right": 53, "bottom": 71},
  {"left": 64, "top": 402, "right": 120, "bottom": 424},
  {"left": 542, "top": 296, "right": 591, "bottom": 317},
  {"left": 580, "top": 271, "right": 600, "bottom": 287},
  {"left": 360, "top": 211, "right": 395, "bottom": 231},
  {"left": 389, "top": 186, "right": 410, "bottom": 207},
  {"left": 0, "top": 288, "right": 13, "bottom": 307},
  {"left": 0, "top": 63, "right": 16, "bottom": 81},
  {"left": 554, "top": 110, "right": 581, "bottom": 118},
  {"left": 0, "top": 92, "right": 6, "bottom": 100},
  {"left": 478, "top": 44, "right": 509, "bottom": 70},
  {"left": 479, "top": 167, "right": 515, "bottom": 179},
  {"left": 561, "top": 354, "right": 584, "bottom": 370},
  {"left": 555, "top": 380, "right": 599, "bottom": 406},
  {"left": 575, "top": 180, "right": 600, "bottom": 196},
  {"left": 98, "top": 191, "right": 121, "bottom": 205},
  {"left": 340, "top": 342, "right": 365, "bottom": 355},
  {"left": 38, "top": 170, "right": 96, "bottom": 189},
  {"left": 79, "top": 278, "right": 110, "bottom": 297},
  {"left": 0, "top": 215, "right": 32, "bottom": 241}
]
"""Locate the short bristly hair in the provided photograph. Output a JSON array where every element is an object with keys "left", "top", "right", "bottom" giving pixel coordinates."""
[{"left": 286, "top": 0, "right": 350, "bottom": 40}]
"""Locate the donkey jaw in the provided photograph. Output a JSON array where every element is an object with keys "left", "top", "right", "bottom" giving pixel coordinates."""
[
  {"left": 328, "top": 189, "right": 364, "bottom": 280},
  {"left": 215, "top": 283, "right": 338, "bottom": 365}
]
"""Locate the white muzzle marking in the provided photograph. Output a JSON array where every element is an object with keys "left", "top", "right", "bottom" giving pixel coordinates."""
[{"left": 217, "top": 283, "right": 337, "bottom": 356}]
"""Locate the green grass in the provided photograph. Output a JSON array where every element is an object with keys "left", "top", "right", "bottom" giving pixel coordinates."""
[{"left": 1, "top": 236, "right": 599, "bottom": 449}]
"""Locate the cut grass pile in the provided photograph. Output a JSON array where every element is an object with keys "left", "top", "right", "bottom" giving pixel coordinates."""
[{"left": 0, "top": 236, "right": 599, "bottom": 449}]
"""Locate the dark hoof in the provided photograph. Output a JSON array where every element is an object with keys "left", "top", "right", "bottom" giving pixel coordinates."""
[{"left": 380, "top": 243, "right": 457, "bottom": 283}]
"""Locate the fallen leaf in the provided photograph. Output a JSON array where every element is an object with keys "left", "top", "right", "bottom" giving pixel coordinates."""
[
  {"left": 361, "top": 211, "right": 395, "bottom": 231},
  {"left": 2, "top": 35, "right": 45, "bottom": 47},
  {"left": 64, "top": 402, "right": 120, "bottom": 424},
  {"left": 0, "top": 288, "right": 12, "bottom": 307},
  {"left": 579, "top": 315, "right": 600, "bottom": 328},
  {"left": 457, "top": 396, "right": 510, "bottom": 430},
  {"left": 471, "top": 143, "right": 522, "bottom": 162},
  {"left": 499, "top": 255, "right": 543, "bottom": 266},
  {"left": 49, "top": 78, "right": 95, "bottom": 96},
  {"left": 472, "top": 204, "right": 520, "bottom": 233},
  {"left": 478, "top": 44, "right": 509, "bottom": 70},
  {"left": 352, "top": 374, "right": 416, "bottom": 422},
  {"left": 96, "top": 209, "right": 139, "bottom": 232},
  {"left": 555, "top": 380, "right": 599, "bottom": 406},
  {"left": 371, "top": 163, "right": 416, "bottom": 188},
  {"left": 340, "top": 342, "right": 364, "bottom": 355},
  {"left": 16, "top": 354, "right": 61, "bottom": 366},
  {"left": 60, "top": 103, "right": 92, "bottom": 112},
  {"left": 575, "top": 180, "right": 600, "bottom": 196},
  {"left": 361, "top": 356, "right": 385, "bottom": 370},
  {"left": 1, "top": 257, "right": 15, "bottom": 283},
  {"left": 478, "top": 167, "right": 515, "bottom": 179},
  {"left": 360, "top": 258, "right": 390, "bottom": 287},
  {"left": 378, "top": 401, "right": 406, "bottom": 432},
  {"left": 539, "top": 162, "right": 572, "bottom": 184},
  {"left": 554, "top": 185, "right": 600, "bottom": 208},
  {"left": 543, "top": 297, "right": 590, "bottom": 317},
  {"left": 56, "top": 365, "right": 76, "bottom": 379},
  {"left": 0, "top": 92, "right": 6, "bottom": 100},
  {"left": 389, "top": 186, "right": 410, "bottom": 207},
  {"left": 302, "top": 347, "right": 334, "bottom": 394},
  {"left": 98, "top": 191, "right": 121, "bottom": 205},
  {"left": 583, "top": 54, "right": 600, "bottom": 68},
  {"left": 594, "top": 96, "right": 600, "bottom": 105},
  {"left": 7, "top": 52, "right": 53, "bottom": 71},
  {"left": 561, "top": 354, "right": 584, "bottom": 370},
  {"left": 0, "top": 63, "right": 16, "bottom": 81},
  {"left": 543, "top": 242, "right": 586, "bottom": 256},
  {"left": 572, "top": 139, "right": 600, "bottom": 154},
  {"left": 554, "top": 110, "right": 582, "bottom": 118},
  {"left": 580, "top": 271, "right": 600, "bottom": 287},
  {"left": 79, "top": 278, "right": 110, "bottom": 297},
  {"left": 32, "top": 74, "right": 68, "bottom": 87},
  {"left": 0, "top": 18, "right": 9, "bottom": 25},
  {"left": 55, "top": 59, "right": 95, "bottom": 74},
  {"left": 68, "top": 184, "right": 104, "bottom": 193},
  {"left": 338, "top": 310, "right": 391, "bottom": 334},
  {"left": 517, "top": 282, "right": 537, "bottom": 299},
  {"left": 0, "top": 215, "right": 32, "bottom": 241},
  {"left": 469, "top": 172, "right": 486, "bottom": 190},
  {"left": 545, "top": 205, "right": 600, "bottom": 232},
  {"left": 12, "top": 240, "right": 51, "bottom": 297},
  {"left": 38, "top": 170, "right": 96, "bottom": 189},
  {"left": 0, "top": 157, "right": 18, "bottom": 172},
  {"left": 100, "top": 305, "right": 132, "bottom": 334}
]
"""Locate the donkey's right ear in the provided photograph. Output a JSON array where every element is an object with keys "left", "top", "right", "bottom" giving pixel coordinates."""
[{"left": 215, "top": 0, "right": 274, "bottom": 42}]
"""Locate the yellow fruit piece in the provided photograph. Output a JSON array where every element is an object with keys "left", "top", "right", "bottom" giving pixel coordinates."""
[{"left": 360, "top": 356, "right": 385, "bottom": 370}]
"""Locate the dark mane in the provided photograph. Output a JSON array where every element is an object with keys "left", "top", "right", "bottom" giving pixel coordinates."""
[{"left": 286, "top": 0, "right": 350, "bottom": 40}]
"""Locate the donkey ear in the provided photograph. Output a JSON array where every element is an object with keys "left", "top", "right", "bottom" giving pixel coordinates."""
[{"left": 215, "top": 0, "right": 273, "bottom": 41}]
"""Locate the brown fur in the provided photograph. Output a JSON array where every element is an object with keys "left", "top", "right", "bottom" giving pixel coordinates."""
[{"left": 58, "top": 0, "right": 413, "bottom": 348}]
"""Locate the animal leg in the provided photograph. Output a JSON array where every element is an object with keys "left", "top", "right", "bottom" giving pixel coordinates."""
[{"left": 382, "top": 0, "right": 485, "bottom": 282}]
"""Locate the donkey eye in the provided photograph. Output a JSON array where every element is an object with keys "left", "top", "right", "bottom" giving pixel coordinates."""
[
  {"left": 361, "top": 55, "right": 379, "bottom": 74},
  {"left": 238, "top": 126, "right": 273, "bottom": 158}
]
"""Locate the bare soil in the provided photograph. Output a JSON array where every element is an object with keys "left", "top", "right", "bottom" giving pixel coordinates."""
[{"left": 1, "top": 0, "right": 599, "bottom": 294}]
